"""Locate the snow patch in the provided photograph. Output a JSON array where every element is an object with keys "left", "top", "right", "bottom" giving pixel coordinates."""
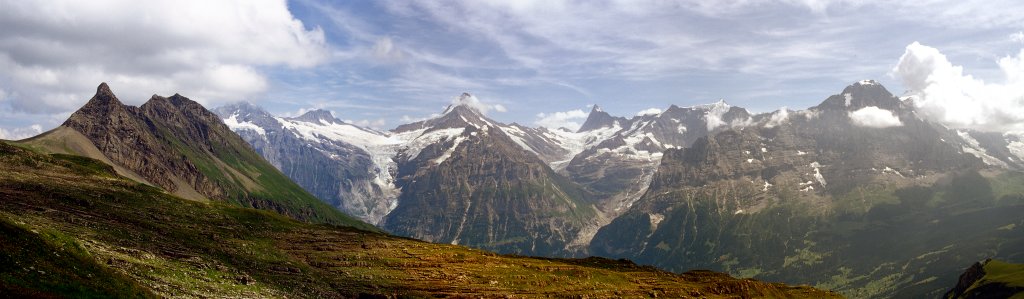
[
  {"left": 882, "top": 166, "right": 904, "bottom": 177},
  {"left": 433, "top": 135, "right": 468, "bottom": 164},
  {"left": 810, "top": 162, "right": 827, "bottom": 187},
  {"left": 844, "top": 93, "right": 853, "bottom": 107},
  {"left": 957, "top": 130, "right": 1007, "bottom": 167},
  {"left": 1007, "top": 136, "right": 1024, "bottom": 162}
]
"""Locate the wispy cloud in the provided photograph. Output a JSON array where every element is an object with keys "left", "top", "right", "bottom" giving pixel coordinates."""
[
  {"left": 3, "top": 1, "right": 1024, "bottom": 133},
  {"left": 535, "top": 108, "right": 589, "bottom": 131}
]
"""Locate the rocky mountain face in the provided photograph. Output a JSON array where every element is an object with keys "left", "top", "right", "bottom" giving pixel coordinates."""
[
  {"left": 587, "top": 81, "right": 1024, "bottom": 298},
  {"left": 28, "top": 83, "right": 368, "bottom": 228},
  {"left": 383, "top": 105, "right": 597, "bottom": 255}
]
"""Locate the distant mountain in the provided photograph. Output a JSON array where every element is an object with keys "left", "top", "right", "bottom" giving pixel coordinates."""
[
  {"left": 214, "top": 103, "right": 397, "bottom": 224},
  {"left": 588, "top": 80, "right": 1024, "bottom": 298},
  {"left": 219, "top": 94, "right": 599, "bottom": 256},
  {"left": 17, "top": 83, "right": 369, "bottom": 229},
  {"left": 0, "top": 128, "right": 841, "bottom": 298}
]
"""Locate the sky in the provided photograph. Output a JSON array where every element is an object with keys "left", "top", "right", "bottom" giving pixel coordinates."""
[{"left": 1, "top": 0, "right": 1023, "bottom": 139}]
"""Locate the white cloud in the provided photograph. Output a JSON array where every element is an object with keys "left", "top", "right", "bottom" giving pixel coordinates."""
[
  {"left": 1012, "top": 31, "right": 1024, "bottom": 44},
  {"left": 0, "top": 124, "right": 43, "bottom": 140},
  {"left": 848, "top": 106, "right": 903, "bottom": 128},
  {"left": 636, "top": 108, "right": 662, "bottom": 116},
  {"left": 534, "top": 109, "right": 589, "bottom": 131},
  {"left": 450, "top": 93, "right": 506, "bottom": 114},
  {"left": 0, "top": 0, "right": 327, "bottom": 113},
  {"left": 372, "top": 37, "right": 405, "bottom": 63},
  {"left": 347, "top": 118, "right": 387, "bottom": 129},
  {"left": 893, "top": 42, "right": 1024, "bottom": 132},
  {"left": 764, "top": 107, "right": 790, "bottom": 128}
]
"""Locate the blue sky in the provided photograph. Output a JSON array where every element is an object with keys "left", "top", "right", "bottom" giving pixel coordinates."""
[{"left": 1, "top": 0, "right": 1023, "bottom": 137}]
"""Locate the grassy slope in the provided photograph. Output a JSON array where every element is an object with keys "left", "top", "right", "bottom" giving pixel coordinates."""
[
  {"left": 0, "top": 141, "right": 839, "bottom": 298},
  {"left": 150, "top": 118, "right": 375, "bottom": 231}
]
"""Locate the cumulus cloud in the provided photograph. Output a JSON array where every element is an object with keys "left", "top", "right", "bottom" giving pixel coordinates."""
[
  {"left": 636, "top": 108, "right": 662, "bottom": 116},
  {"left": 0, "top": 124, "right": 43, "bottom": 140},
  {"left": 535, "top": 109, "right": 589, "bottom": 131},
  {"left": 0, "top": 0, "right": 327, "bottom": 113},
  {"left": 849, "top": 106, "right": 903, "bottom": 128},
  {"left": 450, "top": 93, "right": 506, "bottom": 114},
  {"left": 893, "top": 42, "right": 1024, "bottom": 132}
]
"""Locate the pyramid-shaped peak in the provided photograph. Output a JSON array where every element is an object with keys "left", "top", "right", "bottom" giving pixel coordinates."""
[
  {"left": 88, "top": 82, "right": 122, "bottom": 106},
  {"left": 293, "top": 109, "right": 340, "bottom": 124},
  {"left": 443, "top": 92, "right": 488, "bottom": 115},
  {"left": 96, "top": 82, "right": 112, "bottom": 94},
  {"left": 814, "top": 80, "right": 901, "bottom": 112},
  {"left": 578, "top": 104, "right": 624, "bottom": 133},
  {"left": 64, "top": 82, "right": 126, "bottom": 125}
]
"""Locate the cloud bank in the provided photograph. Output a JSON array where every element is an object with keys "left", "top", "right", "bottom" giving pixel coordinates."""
[
  {"left": 0, "top": 0, "right": 327, "bottom": 113},
  {"left": 893, "top": 42, "right": 1024, "bottom": 132}
]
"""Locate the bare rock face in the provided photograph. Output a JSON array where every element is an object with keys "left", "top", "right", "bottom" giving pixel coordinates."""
[
  {"left": 383, "top": 107, "right": 598, "bottom": 256},
  {"left": 63, "top": 83, "right": 220, "bottom": 199}
]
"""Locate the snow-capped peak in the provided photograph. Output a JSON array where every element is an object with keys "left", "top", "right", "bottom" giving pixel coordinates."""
[{"left": 692, "top": 99, "right": 731, "bottom": 110}]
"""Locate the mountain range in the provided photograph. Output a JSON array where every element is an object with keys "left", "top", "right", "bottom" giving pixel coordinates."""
[
  {"left": 218, "top": 80, "right": 1024, "bottom": 298},
  {"left": 0, "top": 83, "right": 842, "bottom": 298}
]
